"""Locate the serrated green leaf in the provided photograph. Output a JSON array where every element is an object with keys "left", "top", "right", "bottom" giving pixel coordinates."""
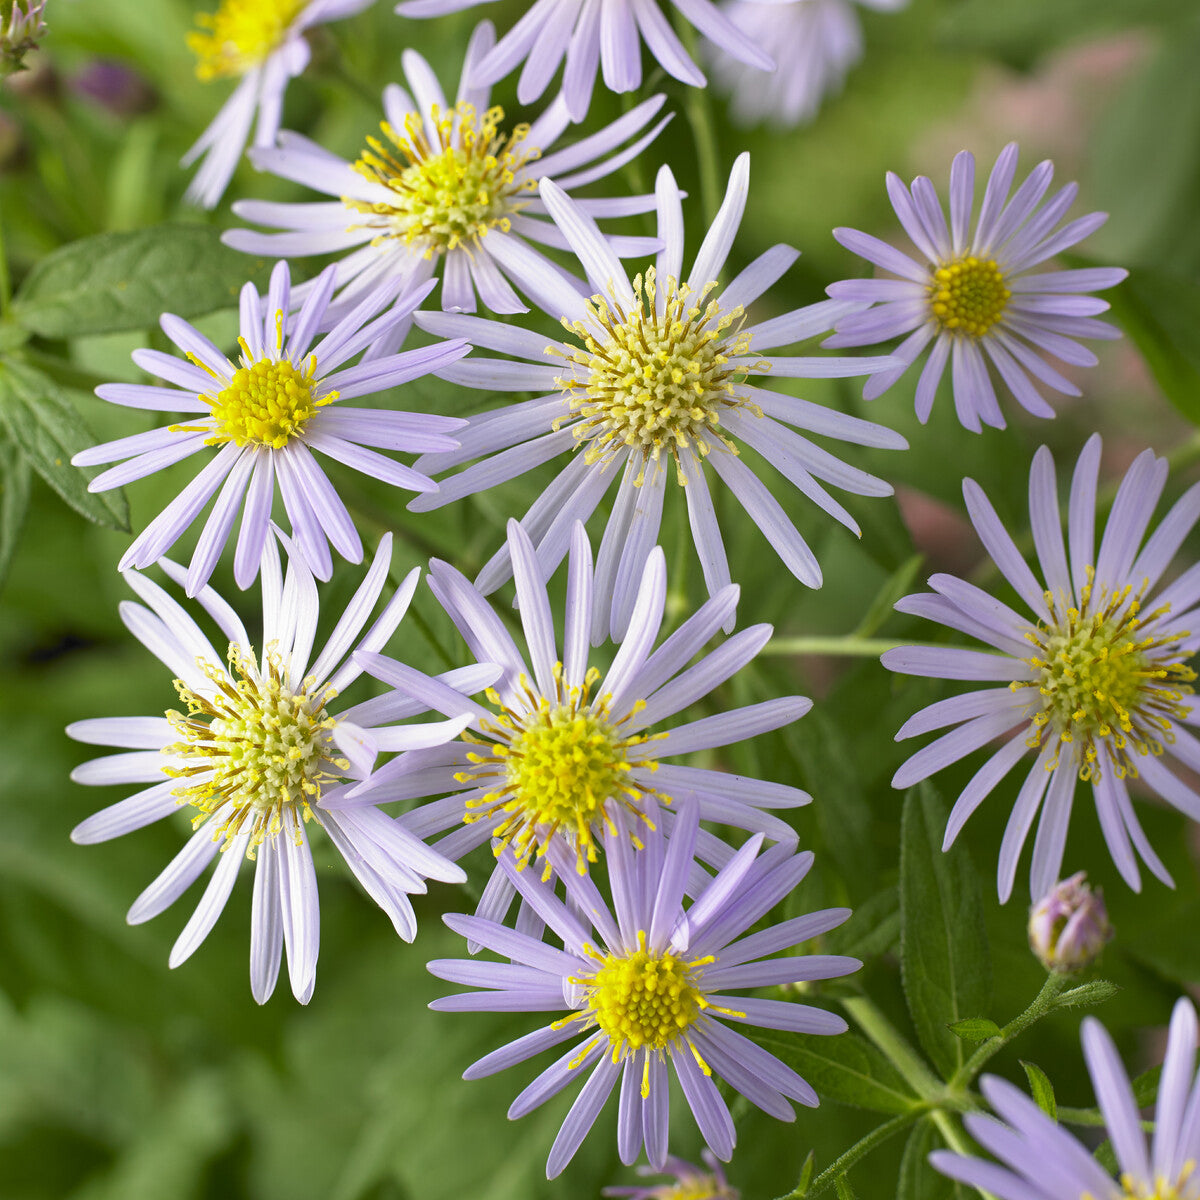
[
  {"left": 10, "top": 224, "right": 271, "bottom": 338},
  {"left": 753, "top": 1031, "right": 922, "bottom": 1115},
  {"left": 1021, "top": 1061, "right": 1057, "bottom": 1122},
  {"left": 898, "top": 1117, "right": 953, "bottom": 1200},
  {"left": 0, "top": 435, "right": 31, "bottom": 593},
  {"left": 947, "top": 1018, "right": 1001, "bottom": 1044},
  {"left": 0, "top": 360, "right": 130, "bottom": 531},
  {"left": 900, "top": 785, "right": 991, "bottom": 1081},
  {"left": 1053, "top": 980, "right": 1121, "bottom": 1010}
]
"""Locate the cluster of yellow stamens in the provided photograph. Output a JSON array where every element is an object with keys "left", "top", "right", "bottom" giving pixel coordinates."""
[
  {"left": 346, "top": 103, "right": 539, "bottom": 257},
  {"left": 1015, "top": 568, "right": 1195, "bottom": 781},
  {"left": 1084, "top": 1163, "right": 1198, "bottom": 1200},
  {"left": 552, "top": 268, "right": 765, "bottom": 485},
  {"left": 650, "top": 1179, "right": 733, "bottom": 1200},
  {"left": 163, "top": 645, "right": 346, "bottom": 854},
  {"left": 188, "top": 0, "right": 305, "bottom": 80},
  {"left": 927, "top": 255, "right": 1011, "bottom": 337},
  {"left": 455, "top": 665, "right": 665, "bottom": 877}
]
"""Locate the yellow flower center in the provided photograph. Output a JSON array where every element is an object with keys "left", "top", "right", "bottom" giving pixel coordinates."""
[
  {"left": 1018, "top": 568, "right": 1195, "bottom": 780},
  {"left": 928, "top": 255, "right": 1011, "bottom": 337},
  {"left": 553, "top": 267, "right": 763, "bottom": 485},
  {"left": 188, "top": 0, "right": 305, "bottom": 80},
  {"left": 164, "top": 646, "right": 348, "bottom": 853},
  {"left": 1084, "top": 1163, "right": 1198, "bottom": 1200},
  {"left": 345, "top": 103, "right": 539, "bottom": 257},
  {"left": 454, "top": 666, "right": 666, "bottom": 876},
  {"left": 652, "top": 1181, "right": 733, "bottom": 1200}
]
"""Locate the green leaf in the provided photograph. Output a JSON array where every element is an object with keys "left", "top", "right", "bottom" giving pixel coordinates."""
[
  {"left": 792, "top": 1151, "right": 815, "bottom": 1199},
  {"left": 753, "top": 1031, "right": 922, "bottom": 1115},
  {"left": 1132, "top": 1064, "right": 1162, "bottom": 1108},
  {"left": 1053, "top": 980, "right": 1121, "bottom": 1011},
  {"left": 899, "top": 784, "right": 992, "bottom": 1081},
  {"left": 1021, "top": 1061, "right": 1057, "bottom": 1122},
  {"left": 946, "top": 1018, "right": 1001, "bottom": 1044},
  {"left": 10, "top": 224, "right": 272, "bottom": 338},
  {"left": 898, "top": 1118, "right": 953, "bottom": 1200},
  {"left": 1103, "top": 269, "right": 1200, "bottom": 425},
  {"left": 834, "top": 1175, "right": 857, "bottom": 1200},
  {"left": 0, "top": 434, "right": 31, "bottom": 593},
  {"left": 0, "top": 360, "right": 130, "bottom": 531},
  {"left": 852, "top": 553, "right": 924, "bottom": 638}
]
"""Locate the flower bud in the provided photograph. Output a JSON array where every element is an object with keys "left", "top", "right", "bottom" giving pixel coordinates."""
[
  {"left": 1028, "top": 872, "right": 1113, "bottom": 974},
  {"left": 0, "top": 0, "right": 46, "bottom": 77}
]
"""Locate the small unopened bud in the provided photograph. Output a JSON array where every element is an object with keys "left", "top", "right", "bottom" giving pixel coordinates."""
[
  {"left": 1028, "top": 872, "right": 1113, "bottom": 974},
  {"left": 0, "top": 0, "right": 46, "bottom": 77}
]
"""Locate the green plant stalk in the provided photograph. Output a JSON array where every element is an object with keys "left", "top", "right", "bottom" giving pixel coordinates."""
[
  {"left": 841, "top": 994, "right": 943, "bottom": 1101},
  {"left": 762, "top": 636, "right": 905, "bottom": 658},
  {"left": 774, "top": 1110, "right": 921, "bottom": 1200},
  {"left": 669, "top": 14, "right": 721, "bottom": 224}
]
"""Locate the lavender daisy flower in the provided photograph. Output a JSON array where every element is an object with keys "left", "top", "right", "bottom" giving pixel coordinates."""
[
  {"left": 72, "top": 261, "right": 469, "bottom": 594},
  {"left": 352, "top": 518, "right": 812, "bottom": 924},
  {"left": 394, "top": 0, "right": 777, "bottom": 123},
  {"left": 68, "top": 531, "right": 482, "bottom": 1003},
  {"left": 707, "top": 0, "right": 908, "bottom": 129},
  {"left": 428, "top": 802, "right": 858, "bottom": 1176},
  {"left": 182, "top": 0, "right": 372, "bottom": 208},
  {"left": 934, "top": 998, "right": 1200, "bottom": 1200},
  {"left": 824, "top": 143, "right": 1128, "bottom": 431},
  {"left": 223, "top": 24, "right": 667, "bottom": 337},
  {"left": 603, "top": 1151, "right": 739, "bottom": 1199},
  {"left": 883, "top": 435, "right": 1200, "bottom": 900},
  {"left": 410, "top": 154, "right": 906, "bottom": 639}
]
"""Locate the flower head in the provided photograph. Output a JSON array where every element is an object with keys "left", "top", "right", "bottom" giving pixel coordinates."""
[
  {"left": 1028, "top": 872, "right": 1113, "bottom": 974},
  {"left": 428, "top": 803, "right": 858, "bottom": 1175},
  {"left": 934, "top": 998, "right": 1200, "bottom": 1200},
  {"left": 73, "top": 261, "right": 469, "bottom": 594},
  {"left": 604, "top": 1151, "right": 739, "bottom": 1200},
  {"left": 825, "top": 143, "right": 1128, "bottom": 431},
  {"left": 0, "top": 0, "right": 46, "bottom": 76},
  {"left": 707, "top": 0, "right": 907, "bottom": 128},
  {"left": 182, "top": 0, "right": 372, "bottom": 207},
  {"left": 409, "top": 154, "right": 906, "bottom": 639},
  {"left": 224, "top": 25, "right": 667, "bottom": 335},
  {"left": 353, "top": 518, "right": 812, "bottom": 921},
  {"left": 884, "top": 435, "right": 1200, "bottom": 900},
  {"left": 68, "top": 531, "right": 477, "bottom": 1003}
]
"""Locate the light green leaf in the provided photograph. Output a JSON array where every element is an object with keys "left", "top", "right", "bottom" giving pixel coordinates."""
[
  {"left": 1020, "top": 1061, "right": 1057, "bottom": 1122},
  {"left": 793, "top": 1151, "right": 815, "bottom": 1199},
  {"left": 11, "top": 224, "right": 272, "bottom": 338},
  {"left": 900, "top": 785, "right": 992, "bottom": 1081},
  {"left": 0, "top": 434, "right": 31, "bottom": 593},
  {"left": 898, "top": 1118, "right": 954, "bottom": 1200},
  {"left": 946, "top": 1018, "right": 1001, "bottom": 1044},
  {"left": 1053, "top": 980, "right": 1121, "bottom": 1011},
  {"left": 0, "top": 360, "right": 130, "bottom": 531}
]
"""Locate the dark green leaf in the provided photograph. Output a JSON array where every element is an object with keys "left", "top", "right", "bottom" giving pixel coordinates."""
[
  {"left": 827, "top": 888, "right": 900, "bottom": 962},
  {"left": 946, "top": 1018, "right": 1001, "bottom": 1044},
  {"left": 0, "top": 360, "right": 130, "bottom": 531},
  {"left": 753, "top": 1031, "right": 922, "bottom": 1115},
  {"left": 1133, "top": 1064, "right": 1162, "bottom": 1108},
  {"left": 1053, "top": 980, "right": 1121, "bottom": 1011},
  {"left": 898, "top": 1117, "right": 953, "bottom": 1200},
  {"left": 900, "top": 785, "right": 992, "bottom": 1080},
  {"left": 1021, "top": 1061, "right": 1057, "bottom": 1122},
  {"left": 0, "top": 435, "right": 31, "bottom": 593},
  {"left": 11, "top": 224, "right": 272, "bottom": 338}
]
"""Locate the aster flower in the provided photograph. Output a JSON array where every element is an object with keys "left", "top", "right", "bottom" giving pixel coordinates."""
[
  {"left": 428, "top": 802, "right": 858, "bottom": 1176},
  {"left": 351, "top": 518, "right": 812, "bottom": 924},
  {"left": 394, "top": 0, "right": 777, "bottom": 123},
  {"left": 182, "top": 0, "right": 372, "bottom": 208},
  {"left": 68, "top": 531, "right": 484, "bottom": 1003},
  {"left": 707, "top": 0, "right": 908, "bottom": 129},
  {"left": 603, "top": 1151, "right": 739, "bottom": 1199},
  {"left": 934, "top": 998, "right": 1200, "bottom": 1200},
  {"left": 223, "top": 24, "right": 667, "bottom": 339},
  {"left": 1, "top": 0, "right": 47, "bottom": 76},
  {"left": 72, "top": 261, "right": 469, "bottom": 594},
  {"left": 410, "top": 154, "right": 907, "bottom": 639},
  {"left": 824, "top": 143, "right": 1128, "bottom": 431},
  {"left": 883, "top": 435, "right": 1200, "bottom": 900}
]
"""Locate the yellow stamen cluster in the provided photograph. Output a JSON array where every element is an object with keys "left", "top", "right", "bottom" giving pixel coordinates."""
[
  {"left": 345, "top": 103, "right": 539, "bottom": 257},
  {"left": 928, "top": 255, "right": 1011, "bottom": 337},
  {"left": 1015, "top": 568, "right": 1195, "bottom": 781},
  {"left": 200, "top": 350, "right": 333, "bottom": 449},
  {"left": 650, "top": 1179, "right": 733, "bottom": 1200},
  {"left": 188, "top": 0, "right": 305, "bottom": 80},
  {"left": 553, "top": 267, "right": 765, "bottom": 485},
  {"left": 455, "top": 665, "right": 666, "bottom": 877},
  {"left": 163, "top": 645, "right": 347, "bottom": 854},
  {"left": 1084, "top": 1162, "right": 1198, "bottom": 1200}
]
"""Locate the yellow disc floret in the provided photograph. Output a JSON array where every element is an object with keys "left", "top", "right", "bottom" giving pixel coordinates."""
[
  {"left": 1084, "top": 1162, "right": 1198, "bottom": 1200},
  {"left": 554, "top": 267, "right": 765, "bottom": 485},
  {"left": 345, "top": 103, "right": 539, "bottom": 257},
  {"left": 455, "top": 665, "right": 666, "bottom": 876},
  {"left": 928, "top": 255, "right": 1011, "bottom": 337},
  {"left": 1016, "top": 569, "right": 1195, "bottom": 781},
  {"left": 163, "top": 645, "right": 347, "bottom": 853},
  {"left": 188, "top": 0, "right": 306, "bottom": 80}
]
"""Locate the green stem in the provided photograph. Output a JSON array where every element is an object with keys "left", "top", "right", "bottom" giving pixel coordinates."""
[
  {"left": 775, "top": 1111, "right": 921, "bottom": 1200},
  {"left": 841, "top": 995, "right": 943, "bottom": 1101},
  {"left": 950, "top": 973, "right": 1068, "bottom": 1090},
  {"left": 0, "top": 206, "right": 11, "bottom": 316},
  {"left": 670, "top": 15, "right": 721, "bottom": 224},
  {"left": 762, "top": 636, "right": 905, "bottom": 658},
  {"left": 1058, "top": 1106, "right": 1154, "bottom": 1130}
]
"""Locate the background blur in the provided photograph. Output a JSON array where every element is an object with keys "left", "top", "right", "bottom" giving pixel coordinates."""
[{"left": 3, "top": 0, "right": 1200, "bottom": 1196}]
